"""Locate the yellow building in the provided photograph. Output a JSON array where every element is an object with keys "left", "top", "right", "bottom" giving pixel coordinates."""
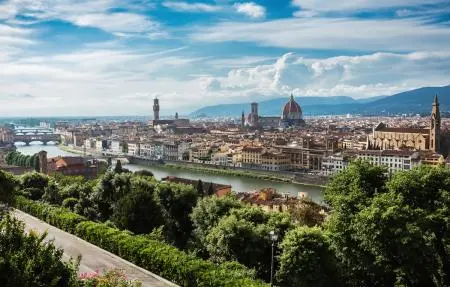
[{"left": 369, "top": 96, "right": 441, "bottom": 152}]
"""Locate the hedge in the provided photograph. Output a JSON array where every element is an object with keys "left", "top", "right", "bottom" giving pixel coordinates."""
[{"left": 14, "top": 196, "right": 268, "bottom": 287}]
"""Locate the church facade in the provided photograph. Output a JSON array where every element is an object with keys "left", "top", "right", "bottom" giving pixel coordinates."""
[
  {"left": 244, "top": 94, "right": 305, "bottom": 129},
  {"left": 368, "top": 95, "right": 441, "bottom": 153}
]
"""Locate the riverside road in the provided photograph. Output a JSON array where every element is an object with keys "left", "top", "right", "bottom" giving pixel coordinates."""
[{"left": 13, "top": 210, "right": 176, "bottom": 287}]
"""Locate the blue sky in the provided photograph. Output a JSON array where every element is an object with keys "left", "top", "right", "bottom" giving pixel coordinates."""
[{"left": 0, "top": 0, "right": 449, "bottom": 116}]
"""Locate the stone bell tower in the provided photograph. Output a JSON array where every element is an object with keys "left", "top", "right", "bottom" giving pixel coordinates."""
[
  {"left": 153, "top": 98, "right": 160, "bottom": 121},
  {"left": 429, "top": 95, "right": 441, "bottom": 152}
]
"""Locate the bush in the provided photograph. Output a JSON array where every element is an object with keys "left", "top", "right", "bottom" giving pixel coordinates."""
[
  {"left": 14, "top": 196, "right": 268, "bottom": 287},
  {"left": 0, "top": 215, "right": 79, "bottom": 286},
  {"left": 62, "top": 197, "right": 79, "bottom": 210}
]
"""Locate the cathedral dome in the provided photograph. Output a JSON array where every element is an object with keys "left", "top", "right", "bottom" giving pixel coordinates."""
[{"left": 282, "top": 94, "right": 302, "bottom": 120}]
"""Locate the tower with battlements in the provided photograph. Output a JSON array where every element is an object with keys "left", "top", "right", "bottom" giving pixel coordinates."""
[{"left": 153, "top": 98, "right": 160, "bottom": 121}]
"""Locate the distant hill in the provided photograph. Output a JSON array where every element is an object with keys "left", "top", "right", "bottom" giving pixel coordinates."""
[{"left": 190, "top": 86, "right": 450, "bottom": 117}]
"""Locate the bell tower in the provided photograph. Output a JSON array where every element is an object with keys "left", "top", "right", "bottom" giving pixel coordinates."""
[
  {"left": 153, "top": 98, "right": 160, "bottom": 121},
  {"left": 429, "top": 95, "right": 441, "bottom": 152}
]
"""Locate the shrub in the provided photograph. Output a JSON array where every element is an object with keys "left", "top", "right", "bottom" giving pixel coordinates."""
[
  {"left": 62, "top": 197, "right": 79, "bottom": 210},
  {"left": 14, "top": 196, "right": 267, "bottom": 287}
]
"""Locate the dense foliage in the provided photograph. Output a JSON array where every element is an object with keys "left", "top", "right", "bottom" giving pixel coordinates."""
[
  {"left": 324, "top": 160, "right": 450, "bottom": 286},
  {"left": 0, "top": 215, "right": 79, "bottom": 287},
  {"left": 5, "top": 151, "right": 39, "bottom": 170},
  {"left": 8, "top": 161, "right": 450, "bottom": 287},
  {"left": 14, "top": 196, "right": 267, "bottom": 287}
]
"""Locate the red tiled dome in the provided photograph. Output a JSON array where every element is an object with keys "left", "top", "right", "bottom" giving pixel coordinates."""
[{"left": 282, "top": 94, "right": 302, "bottom": 120}]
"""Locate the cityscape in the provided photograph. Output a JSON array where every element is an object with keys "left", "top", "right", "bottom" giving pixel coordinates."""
[{"left": 0, "top": 1, "right": 449, "bottom": 287}]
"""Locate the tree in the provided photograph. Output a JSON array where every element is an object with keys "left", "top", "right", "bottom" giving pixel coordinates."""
[
  {"left": 42, "top": 179, "right": 62, "bottom": 204},
  {"left": 114, "top": 160, "right": 123, "bottom": 173},
  {"left": 0, "top": 215, "right": 79, "bottom": 286},
  {"left": 352, "top": 192, "right": 440, "bottom": 286},
  {"left": 276, "top": 226, "right": 340, "bottom": 287},
  {"left": 112, "top": 185, "right": 164, "bottom": 234},
  {"left": 0, "top": 170, "right": 17, "bottom": 211},
  {"left": 325, "top": 163, "right": 450, "bottom": 286},
  {"left": 190, "top": 195, "right": 243, "bottom": 253},
  {"left": 20, "top": 172, "right": 49, "bottom": 191},
  {"left": 155, "top": 182, "right": 199, "bottom": 248},
  {"left": 205, "top": 212, "right": 271, "bottom": 280},
  {"left": 134, "top": 169, "right": 154, "bottom": 177},
  {"left": 196, "top": 180, "right": 204, "bottom": 197},
  {"left": 206, "top": 182, "right": 215, "bottom": 196},
  {"left": 92, "top": 172, "right": 133, "bottom": 221},
  {"left": 386, "top": 166, "right": 450, "bottom": 285}
]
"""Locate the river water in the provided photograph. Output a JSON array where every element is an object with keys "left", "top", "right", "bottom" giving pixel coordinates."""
[{"left": 16, "top": 143, "right": 324, "bottom": 202}]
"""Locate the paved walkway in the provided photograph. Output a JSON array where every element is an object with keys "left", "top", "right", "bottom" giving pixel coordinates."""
[{"left": 13, "top": 210, "right": 177, "bottom": 287}]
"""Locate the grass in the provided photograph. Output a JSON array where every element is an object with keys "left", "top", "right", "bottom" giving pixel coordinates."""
[{"left": 163, "top": 163, "right": 293, "bottom": 183}]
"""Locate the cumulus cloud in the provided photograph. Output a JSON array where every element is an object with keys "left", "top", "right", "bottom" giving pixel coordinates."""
[
  {"left": 234, "top": 2, "right": 266, "bottom": 19},
  {"left": 201, "top": 51, "right": 450, "bottom": 100},
  {"left": 162, "top": 1, "right": 222, "bottom": 12}
]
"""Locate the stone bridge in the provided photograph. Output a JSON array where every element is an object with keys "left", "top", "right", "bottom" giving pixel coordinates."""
[
  {"left": 13, "top": 134, "right": 61, "bottom": 145},
  {"left": 14, "top": 128, "right": 53, "bottom": 135}
]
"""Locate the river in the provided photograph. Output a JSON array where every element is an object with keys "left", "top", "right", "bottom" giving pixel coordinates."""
[{"left": 15, "top": 143, "right": 324, "bottom": 202}]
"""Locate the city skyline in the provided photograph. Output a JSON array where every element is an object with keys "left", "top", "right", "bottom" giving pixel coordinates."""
[{"left": 0, "top": 0, "right": 449, "bottom": 116}]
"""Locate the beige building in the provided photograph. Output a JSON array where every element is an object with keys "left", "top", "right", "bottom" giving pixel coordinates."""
[{"left": 369, "top": 96, "right": 441, "bottom": 152}]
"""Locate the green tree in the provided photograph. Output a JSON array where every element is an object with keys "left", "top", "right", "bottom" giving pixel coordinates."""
[
  {"left": 92, "top": 172, "right": 133, "bottom": 221},
  {"left": 0, "top": 215, "right": 79, "bottom": 286},
  {"left": 276, "top": 226, "right": 340, "bottom": 287},
  {"left": 386, "top": 166, "right": 450, "bottom": 285},
  {"left": 112, "top": 184, "right": 164, "bottom": 234},
  {"left": 155, "top": 182, "right": 199, "bottom": 248},
  {"left": 190, "top": 195, "right": 243, "bottom": 253},
  {"left": 20, "top": 172, "right": 49, "bottom": 191},
  {"left": 205, "top": 211, "right": 271, "bottom": 280},
  {"left": 206, "top": 207, "right": 294, "bottom": 281},
  {"left": 0, "top": 170, "right": 17, "bottom": 210},
  {"left": 352, "top": 192, "right": 440, "bottom": 286},
  {"left": 134, "top": 169, "right": 154, "bottom": 177},
  {"left": 42, "top": 179, "right": 62, "bottom": 204},
  {"left": 114, "top": 160, "right": 123, "bottom": 173},
  {"left": 325, "top": 163, "right": 450, "bottom": 286},
  {"left": 196, "top": 179, "right": 204, "bottom": 197}
]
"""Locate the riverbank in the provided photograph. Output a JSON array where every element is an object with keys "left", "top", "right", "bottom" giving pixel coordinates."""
[
  {"left": 129, "top": 157, "right": 328, "bottom": 187},
  {"left": 58, "top": 145, "right": 90, "bottom": 156},
  {"left": 164, "top": 163, "right": 293, "bottom": 183},
  {"left": 51, "top": 146, "right": 328, "bottom": 187}
]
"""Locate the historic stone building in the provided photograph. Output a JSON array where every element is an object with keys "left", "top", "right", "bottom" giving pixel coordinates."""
[
  {"left": 244, "top": 94, "right": 305, "bottom": 129},
  {"left": 369, "top": 95, "right": 441, "bottom": 152}
]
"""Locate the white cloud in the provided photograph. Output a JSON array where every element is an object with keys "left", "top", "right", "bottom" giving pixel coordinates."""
[
  {"left": 200, "top": 51, "right": 450, "bottom": 101},
  {"left": 0, "top": 0, "right": 159, "bottom": 34},
  {"left": 67, "top": 13, "right": 158, "bottom": 33},
  {"left": 234, "top": 2, "right": 266, "bottom": 19},
  {"left": 291, "top": 0, "right": 446, "bottom": 12},
  {"left": 0, "top": 49, "right": 449, "bottom": 116},
  {"left": 162, "top": 1, "right": 222, "bottom": 12},
  {"left": 190, "top": 17, "right": 450, "bottom": 52}
]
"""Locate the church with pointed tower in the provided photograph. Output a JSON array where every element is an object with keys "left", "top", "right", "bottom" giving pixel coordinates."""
[{"left": 369, "top": 95, "right": 441, "bottom": 153}]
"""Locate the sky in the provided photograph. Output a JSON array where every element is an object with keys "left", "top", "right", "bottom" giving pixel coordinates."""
[{"left": 0, "top": 0, "right": 449, "bottom": 116}]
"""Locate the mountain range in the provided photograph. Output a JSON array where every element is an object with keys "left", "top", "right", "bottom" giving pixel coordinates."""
[{"left": 191, "top": 86, "right": 450, "bottom": 117}]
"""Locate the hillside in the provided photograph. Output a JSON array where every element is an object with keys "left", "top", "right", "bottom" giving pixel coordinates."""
[{"left": 191, "top": 86, "right": 450, "bottom": 117}]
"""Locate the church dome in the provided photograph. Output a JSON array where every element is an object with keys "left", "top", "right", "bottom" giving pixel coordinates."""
[{"left": 282, "top": 94, "right": 302, "bottom": 120}]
